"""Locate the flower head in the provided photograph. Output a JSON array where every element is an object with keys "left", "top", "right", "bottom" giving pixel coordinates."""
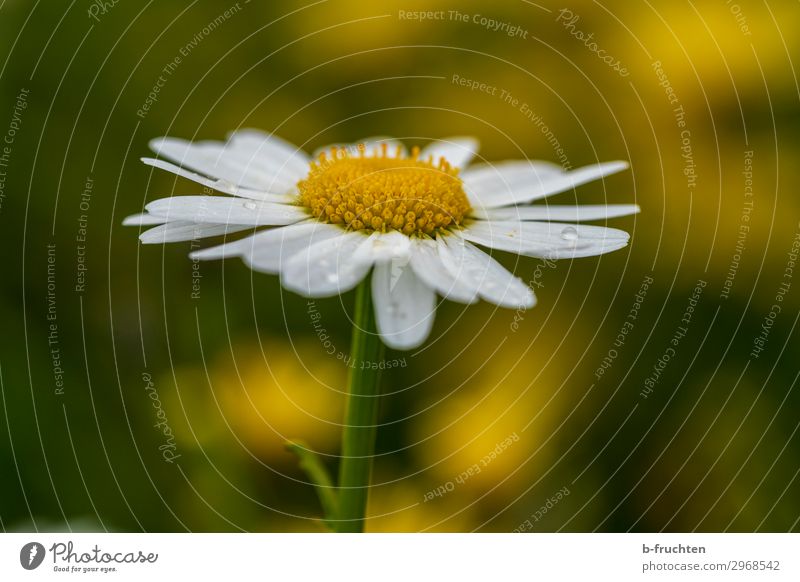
[
  {"left": 299, "top": 144, "right": 471, "bottom": 235},
  {"left": 125, "top": 131, "right": 637, "bottom": 350}
]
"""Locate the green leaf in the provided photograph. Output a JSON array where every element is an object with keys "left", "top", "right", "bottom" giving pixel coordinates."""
[{"left": 286, "top": 439, "right": 338, "bottom": 529}]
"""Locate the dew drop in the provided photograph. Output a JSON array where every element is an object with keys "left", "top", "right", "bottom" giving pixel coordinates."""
[
  {"left": 243, "top": 201, "right": 258, "bottom": 210},
  {"left": 560, "top": 226, "right": 579, "bottom": 241},
  {"left": 214, "top": 179, "right": 235, "bottom": 192}
]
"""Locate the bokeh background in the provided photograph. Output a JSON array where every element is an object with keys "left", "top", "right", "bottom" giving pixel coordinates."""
[{"left": 1, "top": 0, "right": 798, "bottom": 532}]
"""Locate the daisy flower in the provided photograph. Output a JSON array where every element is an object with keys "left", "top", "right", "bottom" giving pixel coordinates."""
[{"left": 125, "top": 130, "right": 637, "bottom": 350}]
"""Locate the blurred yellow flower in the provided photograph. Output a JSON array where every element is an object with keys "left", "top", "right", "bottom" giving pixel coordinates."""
[
  {"left": 410, "top": 321, "right": 569, "bottom": 501},
  {"left": 367, "top": 478, "right": 477, "bottom": 532},
  {"left": 216, "top": 340, "right": 346, "bottom": 458},
  {"left": 164, "top": 339, "right": 346, "bottom": 460}
]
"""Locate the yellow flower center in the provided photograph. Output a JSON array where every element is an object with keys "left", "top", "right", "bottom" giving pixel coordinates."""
[{"left": 297, "top": 143, "right": 472, "bottom": 235}]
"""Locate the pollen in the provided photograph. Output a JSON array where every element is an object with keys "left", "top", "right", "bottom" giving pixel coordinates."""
[{"left": 297, "top": 143, "right": 472, "bottom": 235}]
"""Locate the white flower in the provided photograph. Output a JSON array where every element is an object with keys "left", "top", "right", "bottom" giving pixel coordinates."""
[{"left": 125, "top": 130, "right": 638, "bottom": 350}]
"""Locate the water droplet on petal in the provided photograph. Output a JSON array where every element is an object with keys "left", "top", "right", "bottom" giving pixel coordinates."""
[
  {"left": 243, "top": 201, "right": 258, "bottom": 210},
  {"left": 560, "top": 226, "right": 579, "bottom": 241},
  {"left": 214, "top": 179, "right": 236, "bottom": 193}
]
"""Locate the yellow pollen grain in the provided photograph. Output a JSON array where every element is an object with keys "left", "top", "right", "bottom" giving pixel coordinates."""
[{"left": 297, "top": 143, "right": 472, "bottom": 235}]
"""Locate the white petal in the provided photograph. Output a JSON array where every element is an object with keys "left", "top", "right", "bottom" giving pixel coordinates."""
[
  {"left": 466, "top": 161, "right": 629, "bottom": 208},
  {"left": 372, "top": 260, "right": 436, "bottom": 350},
  {"left": 123, "top": 213, "right": 166, "bottom": 226},
  {"left": 368, "top": 231, "right": 412, "bottom": 263},
  {"left": 141, "top": 158, "right": 294, "bottom": 202},
  {"left": 149, "top": 136, "right": 305, "bottom": 191},
  {"left": 421, "top": 137, "right": 479, "bottom": 169},
  {"left": 281, "top": 231, "right": 374, "bottom": 298},
  {"left": 461, "top": 160, "right": 563, "bottom": 186},
  {"left": 461, "top": 219, "right": 630, "bottom": 259},
  {"left": 139, "top": 221, "right": 253, "bottom": 244},
  {"left": 145, "top": 196, "right": 307, "bottom": 226},
  {"left": 472, "top": 204, "right": 641, "bottom": 221},
  {"left": 438, "top": 236, "right": 535, "bottom": 309},
  {"left": 409, "top": 238, "right": 478, "bottom": 304},
  {"left": 190, "top": 221, "right": 343, "bottom": 274},
  {"left": 224, "top": 128, "right": 311, "bottom": 176},
  {"left": 462, "top": 161, "right": 564, "bottom": 208},
  {"left": 313, "top": 137, "right": 407, "bottom": 159}
]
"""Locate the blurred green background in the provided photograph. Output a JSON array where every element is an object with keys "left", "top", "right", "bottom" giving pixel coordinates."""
[{"left": 1, "top": 0, "right": 798, "bottom": 532}]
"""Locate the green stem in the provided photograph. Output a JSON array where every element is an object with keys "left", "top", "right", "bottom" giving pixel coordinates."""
[{"left": 335, "top": 277, "right": 385, "bottom": 533}]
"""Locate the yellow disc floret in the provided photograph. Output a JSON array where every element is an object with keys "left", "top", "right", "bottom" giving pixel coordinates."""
[{"left": 297, "top": 143, "right": 472, "bottom": 235}]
